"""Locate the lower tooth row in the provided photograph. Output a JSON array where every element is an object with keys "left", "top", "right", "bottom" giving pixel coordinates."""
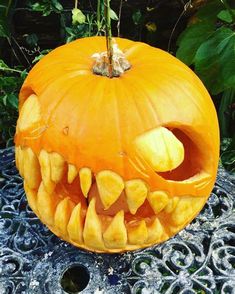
[{"left": 24, "top": 181, "right": 167, "bottom": 250}]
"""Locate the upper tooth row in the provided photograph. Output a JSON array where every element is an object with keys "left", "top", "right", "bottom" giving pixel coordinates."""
[{"left": 16, "top": 146, "right": 174, "bottom": 214}]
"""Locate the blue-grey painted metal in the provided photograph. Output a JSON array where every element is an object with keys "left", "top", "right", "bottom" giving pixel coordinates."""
[{"left": 0, "top": 147, "right": 234, "bottom": 294}]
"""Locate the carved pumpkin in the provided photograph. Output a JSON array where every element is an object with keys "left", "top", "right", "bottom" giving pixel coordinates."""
[{"left": 15, "top": 36, "right": 219, "bottom": 253}]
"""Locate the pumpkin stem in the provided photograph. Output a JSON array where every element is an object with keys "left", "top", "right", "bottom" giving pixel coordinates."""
[
  {"left": 92, "top": 41, "right": 131, "bottom": 77},
  {"left": 92, "top": 0, "right": 131, "bottom": 78}
]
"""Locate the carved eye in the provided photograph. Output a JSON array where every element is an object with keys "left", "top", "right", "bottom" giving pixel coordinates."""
[
  {"left": 134, "top": 126, "right": 208, "bottom": 182},
  {"left": 17, "top": 94, "right": 41, "bottom": 132},
  {"left": 134, "top": 127, "right": 185, "bottom": 172}
]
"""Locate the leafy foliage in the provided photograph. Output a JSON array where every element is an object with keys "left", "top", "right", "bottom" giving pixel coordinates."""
[
  {"left": 176, "top": 0, "right": 235, "bottom": 173},
  {"left": 219, "top": 89, "right": 235, "bottom": 173},
  {"left": 194, "top": 27, "right": 235, "bottom": 95},
  {"left": 0, "top": 1, "right": 11, "bottom": 38},
  {"left": 28, "top": 0, "right": 63, "bottom": 16},
  {"left": 72, "top": 8, "right": 86, "bottom": 25},
  {"left": 63, "top": 13, "right": 98, "bottom": 42},
  {"left": 32, "top": 49, "right": 52, "bottom": 64},
  {"left": 0, "top": 62, "right": 27, "bottom": 146},
  {"left": 176, "top": 22, "right": 214, "bottom": 66},
  {"left": 0, "top": 0, "right": 119, "bottom": 147}
]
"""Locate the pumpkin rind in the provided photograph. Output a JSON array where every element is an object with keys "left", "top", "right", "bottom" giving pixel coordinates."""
[{"left": 15, "top": 36, "right": 219, "bottom": 253}]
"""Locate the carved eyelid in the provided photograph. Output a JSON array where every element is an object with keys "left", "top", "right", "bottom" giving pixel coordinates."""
[{"left": 134, "top": 126, "right": 185, "bottom": 173}]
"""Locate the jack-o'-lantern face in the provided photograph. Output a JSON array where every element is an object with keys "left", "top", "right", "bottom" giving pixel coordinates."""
[{"left": 15, "top": 37, "right": 219, "bottom": 253}]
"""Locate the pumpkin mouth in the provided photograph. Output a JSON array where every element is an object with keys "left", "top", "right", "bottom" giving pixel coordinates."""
[{"left": 15, "top": 145, "right": 208, "bottom": 252}]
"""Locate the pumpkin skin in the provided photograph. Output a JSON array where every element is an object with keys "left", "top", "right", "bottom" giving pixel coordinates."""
[{"left": 14, "top": 36, "right": 219, "bottom": 253}]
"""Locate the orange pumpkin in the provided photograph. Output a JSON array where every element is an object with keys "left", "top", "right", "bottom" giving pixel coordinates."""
[{"left": 14, "top": 36, "right": 219, "bottom": 253}]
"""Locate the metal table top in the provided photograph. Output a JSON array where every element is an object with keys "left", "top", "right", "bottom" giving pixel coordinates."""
[{"left": 0, "top": 147, "right": 234, "bottom": 294}]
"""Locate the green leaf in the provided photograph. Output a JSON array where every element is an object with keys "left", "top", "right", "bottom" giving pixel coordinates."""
[
  {"left": 0, "top": 1, "right": 13, "bottom": 37},
  {"left": 176, "top": 22, "right": 214, "bottom": 66},
  {"left": 217, "top": 9, "right": 234, "bottom": 23},
  {"left": 221, "top": 137, "right": 233, "bottom": 152},
  {"left": 196, "top": 0, "right": 224, "bottom": 23},
  {"left": 110, "top": 9, "right": 118, "bottom": 21},
  {"left": 32, "top": 50, "right": 51, "bottom": 64},
  {"left": 194, "top": 28, "right": 235, "bottom": 94},
  {"left": 218, "top": 89, "right": 235, "bottom": 138},
  {"left": 0, "top": 23, "right": 8, "bottom": 37},
  {"left": 7, "top": 93, "right": 18, "bottom": 109},
  {"left": 2, "top": 95, "right": 7, "bottom": 106},
  {"left": 20, "top": 69, "right": 28, "bottom": 79},
  {"left": 221, "top": 150, "right": 235, "bottom": 171},
  {"left": 30, "top": 3, "right": 46, "bottom": 12},
  {"left": 30, "top": 1, "right": 63, "bottom": 16},
  {"left": 132, "top": 9, "right": 142, "bottom": 26},
  {"left": 30, "top": 3, "right": 51, "bottom": 16},
  {"left": 25, "top": 33, "right": 38, "bottom": 47},
  {"left": 72, "top": 8, "right": 86, "bottom": 25},
  {"left": 0, "top": 59, "right": 10, "bottom": 70},
  {"left": 51, "top": 0, "right": 63, "bottom": 12}
]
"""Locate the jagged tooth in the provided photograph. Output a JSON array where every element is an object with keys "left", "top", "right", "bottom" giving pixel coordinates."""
[
  {"left": 68, "top": 164, "right": 78, "bottom": 184},
  {"left": 147, "top": 190, "right": 169, "bottom": 214},
  {"left": 103, "top": 210, "right": 127, "bottom": 249},
  {"left": 37, "top": 182, "right": 58, "bottom": 226},
  {"left": 39, "top": 150, "right": 55, "bottom": 193},
  {"left": 164, "top": 197, "right": 179, "bottom": 213},
  {"left": 79, "top": 167, "right": 92, "bottom": 197},
  {"left": 54, "top": 197, "right": 75, "bottom": 236},
  {"left": 146, "top": 218, "right": 165, "bottom": 244},
  {"left": 23, "top": 147, "right": 41, "bottom": 189},
  {"left": 134, "top": 126, "right": 184, "bottom": 172},
  {"left": 67, "top": 203, "right": 84, "bottom": 243},
  {"left": 24, "top": 181, "right": 38, "bottom": 213},
  {"left": 96, "top": 170, "right": 124, "bottom": 210},
  {"left": 17, "top": 146, "right": 24, "bottom": 177},
  {"left": 49, "top": 152, "right": 65, "bottom": 183},
  {"left": 171, "top": 196, "right": 205, "bottom": 226},
  {"left": 125, "top": 179, "right": 148, "bottom": 214},
  {"left": 83, "top": 198, "right": 105, "bottom": 250},
  {"left": 18, "top": 94, "right": 41, "bottom": 132},
  {"left": 127, "top": 220, "right": 148, "bottom": 245}
]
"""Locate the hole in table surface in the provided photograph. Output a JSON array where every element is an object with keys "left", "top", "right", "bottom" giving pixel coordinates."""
[{"left": 61, "top": 265, "right": 90, "bottom": 293}]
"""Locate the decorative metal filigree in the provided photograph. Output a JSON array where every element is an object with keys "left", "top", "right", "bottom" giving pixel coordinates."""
[{"left": 0, "top": 147, "right": 234, "bottom": 294}]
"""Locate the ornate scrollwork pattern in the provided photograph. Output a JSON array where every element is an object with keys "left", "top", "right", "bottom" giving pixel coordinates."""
[{"left": 0, "top": 147, "right": 234, "bottom": 293}]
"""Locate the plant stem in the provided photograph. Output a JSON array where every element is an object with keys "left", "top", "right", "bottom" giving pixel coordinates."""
[
  {"left": 97, "top": 0, "right": 101, "bottom": 33},
  {"left": 105, "top": 0, "right": 113, "bottom": 78},
  {"left": 75, "top": 0, "right": 78, "bottom": 9},
  {"left": 117, "top": 0, "right": 123, "bottom": 37},
  {"left": 6, "top": 0, "right": 13, "bottom": 16},
  {"left": 0, "top": 67, "right": 25, "bottom": 74}
]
